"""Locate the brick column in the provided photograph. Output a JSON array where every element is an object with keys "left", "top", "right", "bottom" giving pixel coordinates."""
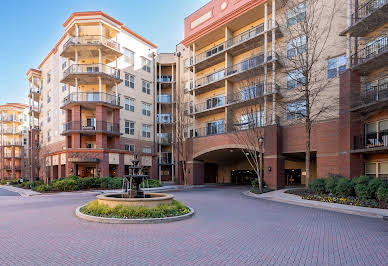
[
  {"left": 11, "top": 146, "right": 15, "bottom": 179},
  {"left": 99, "top": 153, "right": 110, "bottom": 177},
  {"left": 117, "top": 153, "right": 125, "bottom": 177},
  {"left": 20, "top": 147, "right": 24, "bottom": 178},
  {"left": 264, "top": 125, "right": 284, "bottom": 189},
  {"left": 71, "top": 105, "right": 81, "bottom": 148},
  {"left": 186, "top": 160, "right": 204, "bottom": 185},
  {"left": 96, "top": 105, "right": 107, "bottom": 149}
]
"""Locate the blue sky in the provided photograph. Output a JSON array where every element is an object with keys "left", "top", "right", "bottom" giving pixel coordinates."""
[{"left": 0, "top": 0, "right": 208, "bottom": 105}]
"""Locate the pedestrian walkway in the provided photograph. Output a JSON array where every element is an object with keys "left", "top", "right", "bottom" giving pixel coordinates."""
[{"left": 244, "top": 189, "right": 388, "bottom": 219}]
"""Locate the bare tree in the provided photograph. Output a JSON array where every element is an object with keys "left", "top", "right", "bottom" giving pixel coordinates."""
[{"left": 278, "top": 0, "right": 340, "bottom": 188}]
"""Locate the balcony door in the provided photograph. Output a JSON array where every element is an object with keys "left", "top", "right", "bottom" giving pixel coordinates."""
[{"left": 206, "top": 120, "right": 224, "bottom": 136}]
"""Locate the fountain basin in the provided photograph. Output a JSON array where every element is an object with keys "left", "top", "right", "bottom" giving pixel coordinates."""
[{"left": 96, "top": 193, "right": 174, "bottom": 208}]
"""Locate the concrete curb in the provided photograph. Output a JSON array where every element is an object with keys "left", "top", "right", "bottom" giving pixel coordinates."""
[
  {"left": 243, "top": 191, "right": 388, "bottom": 219},
  {"left": 75, "top": 205, "right": 195, "bottom": 224},
  {"left": 0, "top": 185, "right": 41, "bottom": 197}
]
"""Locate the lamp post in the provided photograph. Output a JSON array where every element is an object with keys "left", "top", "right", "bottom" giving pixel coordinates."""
[{"left": 258, "top": 136, "right": 264, "bottom": 193}]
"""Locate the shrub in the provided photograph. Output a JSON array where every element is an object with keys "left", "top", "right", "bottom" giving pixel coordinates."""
[
  {"left": 367, "top": 178, "right": 386, "bottom": 199},
  {"left": 335, "top": 178, "right": 354, "bottom": 196},
  {"left": 52, "top": 178, "right": 78, "bottom": 191},
  {"left": 100, "top": 177, "right": 122, "bottom": 189},
  {"left": 376, "top": 186, "right": 388, "bottom": 203},
  {"left": 34, "top": 185, "right": 52, "bottom": 193},
  {"left": 141, "top": 179, "right": 161, "bottom": 188},
  {"left": 325, "top": 175, "right": 339, "bottom": 194},
  {"left": 352, "top": 176, "right": 370, "bottom": 186},
  {"left": 354, "top": 184, "right": 370, "bottom": 200},
  {"left": 80, "top": 200, "right": 190, "bottom": 219},
  {"left": 311, "top": 179, "right": 326, "bottom": 194}
]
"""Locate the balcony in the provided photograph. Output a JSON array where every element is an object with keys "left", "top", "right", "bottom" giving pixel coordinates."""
[
  {"left": 1, "top": 117, "right": 24, "bottom": 123},
  {"left": 157, "top": 94, "right": 172, "bottom": 104},
  {"left": 157, "top": 133, "right": 173, "bottom": 145},
  {"left": 62, "top": 92, "right": 120, "bottom": 109},
  {"left": 185, "top": 21, "right": 281, "bottom": 72},
  {"left": 3, "top": 153, "right": 22, "bottom": 159},
  {"left": 192, "top": 51, "right": 278, "bottom": 95},
  {"left": 351, "top": 77, "right": 388, "bottom": 112},
  {"left": 61, "top": 35, "right": 122, "bottom": 63},
  {"left": 352, "top": 130, "right": 388, "bottom": 153},
  {"left": 188, "top": 95, "right": 226, "bottom": 117},
  {"left": 61, "top": 64, "right": 122, "bottom": 87},
  {"left": 62, "top": 121, "right": 120, "bottom": 136},
  {"left": 351, "top": 35, "right": 388, "bottom": 73},
  {"left": 1, "top": 141, "right": 23, "bottom": 146},
  {"left": 1, "top": 129, "right": 22, "bottom": 135},
  {"left": 28, "top": 88, "right": 41, "bottom": 102},
  {"left": 340, "top": 0, "right": 388, "bottom": 37},
  {"left": 159, "top": 152, "right": 173, "bottom": 165},
  {"left": 194, "top": 124, "right": 226, "bottom": 138},
  {"left": 227, "top": 82, "right": 278, "bottom": 106},
  {"left": 157, "top": 76, "right": 174, "bottom": 83}
]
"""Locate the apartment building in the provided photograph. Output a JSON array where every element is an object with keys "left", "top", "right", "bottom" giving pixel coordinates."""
[
  {"left": 156, "top": 54, "right": 177, "bottom": 183},
  {"left": 0, "top": 103, "right": 29, "bottom": 180},
  {"left": 27, "top": 11, "right": 158, "bottom": 182},
  {"left": 175, "top": 0, "right": 353, "bottom": 188},
  {"left": 339, "top": 0, "right": 388, "bottom": 179}
]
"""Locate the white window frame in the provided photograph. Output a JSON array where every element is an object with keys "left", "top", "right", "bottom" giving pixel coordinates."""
[
  {"left": 327, "top": 55, "right": 346, "bottom": 79},
  {"left": 125, "top": 120, "right": 135, "bottom": 135},
  {"left": 286, "top": 100, "right": 306, "bottom": 120},
  {"left": 287, "top": 35, "right": 306, "bottom": 57},
  {"left": 142, "top": 124, "right": 151, "bottom": 138},
  {"left": 125, "top": 97, "right": 135, "bottom": 112},
  {"left": 142, "top": 102, "right": 151, "bottom": 116},
  {"left": 142, "top": 80, "right": 151, "bottom": 94},
  {"left": 123, "top": 48, "right": 134, "bottom": 65},
  {"left": 287, "top": 2, "right": 306, "bottom": 27}
]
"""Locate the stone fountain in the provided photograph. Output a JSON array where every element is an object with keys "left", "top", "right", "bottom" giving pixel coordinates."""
[{"left": 96, "top": 155, "right": 174, "bottom": 208}]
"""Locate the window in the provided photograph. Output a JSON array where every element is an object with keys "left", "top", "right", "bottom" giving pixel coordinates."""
[
  {"left": 47, "top": 72, "right": 51, "bottom": 84},
  {"left": 287, "top": 2, "right": 306, "bottom": 27},
  {"left": 240, "top": 112, "right": 264, "bottom": 129},
  {"left": 124, "top": 73, "right": 135, "bottom": 88},
  {"left": 47, "top": 130, "right": 51, "bottom": 142},
  {"left": 47, "top": 91, "right": 51, "bottom": 103},
  {"left": 86, "top": 143, "right": 96, "bottom": 149},
  {"left": 142, "top": 124, "right": 151, "bottom": 138},
  {"left": 142, "top": 80, "right": 151, "bottom": 94},
  {"left": 287, "top": 35, "right": 306, "bottom": 57},
  {"left": 62, "top": 84, "right": 67, "bottom": 92},
  {"left": 62, "top": 58, "right": 67, "bottom": 69},
  {"left": 124, "top": 97, "right": 135, "bottom": 112},
  {"left": 47, "top": 111, "right": 51, "bottom": 122},
  {"left": 206, "top": 95, "right": 225, "bottom": 109},
  {"left": 365, "top": 119, "right": 388, "bottom": 147},
  {"left": 286, "top": 100, "right": 306, "bottom": 120},
  {"left": 125, "top": 144, "right": 135, "bottom": 152},
  {"left": 365, "top": 162, "right": 388, "bottom": 179},
  {"left": 142, "top": 147, "right": 151, "bottom": 154},
  {"left": 123, "top": 48, "right": 134, "bottom": 65},
  {"left": 125, "top": 121, "right": 135, "bottom": 135},
  {"left": 206, "top": 120, "right": 224, "bottom": 135},
  {"left": 23, "top": 138, "right": 27, "bottom": 145},
  {"left": 327, "top": 55, "right": 346, "bottom": 79},
  {"left": 142, "top": 58, "right": 151, "bottom": 72},
  {"left": 287, "top": 69, "right": 305, "bottom": 89},
  {"left": 142, "top": 102, "right": 151, "bottom": 116},
  {"left": 241, "top": 83, "right": 264, "bottom": 100}
]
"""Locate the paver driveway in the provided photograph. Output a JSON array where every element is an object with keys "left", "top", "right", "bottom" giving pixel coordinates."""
[{"left": 0, "top": 186, "right": 387, "bottom": 265}]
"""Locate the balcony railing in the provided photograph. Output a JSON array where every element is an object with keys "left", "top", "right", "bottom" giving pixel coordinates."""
[
  {"left": 185, "top": 21, "right": 277, "bottom": 67},
  {"left": 1, "top": 129, "right": 22, "bottom": 134},
  {"left": 159, "top": 152, "right": 173, "bottom": 164},
  {"left": 157, "top": 94, "right": 172, "bottom": 104},
  {"left": 194, "top": 124, "right": 226, "bottom": 138},
  {"left": 63, "top": 92, "right": 120, "bottom": 107},
  {"left": 4, "top": 153, "right": 22, "bottom": 158},
  {"left": 361, "top": 78, "right": 388, "bottom": 104},
  {"left": 157, "top": 76, "right": 173, "bottom": 82},
  {"left": 2, "top": 141, "right": 23, "bottom": 146},
  {"left": 193, "top": 52, "right": 275, "bottom": 89},
  {"left": 351, "top": 35, "right": 388, "bottom": 67},
  {"left": 157, "top": 133, "right": 173, "bottom": 145},
  {"left": 191, "top": 95, "right": 226, "bottom": 114},
  {"left": 1, "top": 117, "right": 23, "bottom": 122},
  {"left": 353, "top": 130, "right": 388, "bottom": 150},
  {"left": 157, "top": 114, "right": 172, "bottom": 124},
  {"left": 63, "top": 35, "right": 120, "bottom": 52},
  {"left": 63, "top": 64, "right": 121, "bottom": 80},
  {"left": 352, "top": 0, "right": 388, "bottom": 25},
  {"left": 63, "top": 121, "right": 120, "bottom": 134}
]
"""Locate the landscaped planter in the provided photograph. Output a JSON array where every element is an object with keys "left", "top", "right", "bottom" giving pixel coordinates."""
[{"left": 96, "top": 193, "right": 174, "bottom": 208}]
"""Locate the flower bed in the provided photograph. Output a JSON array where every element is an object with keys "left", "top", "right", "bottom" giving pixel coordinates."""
[
  {"left": 285, "top": 189, "right": 384, "bottom": 208},
  {"left": 80, "top": 199, "right": 190, "bottom": 219}
]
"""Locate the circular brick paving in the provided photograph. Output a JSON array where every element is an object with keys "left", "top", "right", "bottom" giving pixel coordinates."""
[{"left": 0, "top": 186, "right": 387, "bottom": 265}]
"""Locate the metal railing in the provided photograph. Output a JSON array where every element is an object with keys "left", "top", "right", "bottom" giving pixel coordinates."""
[
  {"left": 63, "top": 92, "right": 120, "bottom": 106},
  {"left": 353, "top": 130, "right": 388, "bottom": 150},
  {"left": 157, "top": 133, "right": 173, "bottom": 145},
  {"left": 63, "top": 121, "right": 120, "bottom": 134},
  {"left": 2, "top": 141, "right": 23, "bottom": 146},
  {"left": 157, "top": 114, "right": 172, "bottom": 124},
  {"left": 191, "top": 95, "right": 226, "bottom": 114},
  {"left": 194, "top": 124, "right": 226, "bottom": 138},
  {"left": 352, "top": 0, "right": 388, "bottom": 25},
  {"left": 157, "top": 94, "right": 172, "bottom": 104},
  {"left": 227, "top": 83, "right": 277, "bottom": 104},
  {"left": 351, "top": 35, "right": 388, "bottom": 66},
  {"left": 157, "top": 76, "right": 173, "bottom": 82},
  {"left": 361, "top": 78, "right": 388, "bottom": 104},
  {"left": 63, "top": 35, "right": 120, "bottom": 52},
  {"left": 194, "top": 51, "right": 275, "bottom": 89},
  {"left": 63, "top": 64, "right": 121, "bottom": 80},
  {"left": 185, "top": 20, "right": 277, "bottom": 67}
]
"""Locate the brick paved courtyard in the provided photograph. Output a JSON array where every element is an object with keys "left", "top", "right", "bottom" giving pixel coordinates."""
[{"left": 0, "top": 186, "right": 387, "bottom": 265}]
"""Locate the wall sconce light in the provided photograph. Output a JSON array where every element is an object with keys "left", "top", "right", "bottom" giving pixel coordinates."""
[
  {"left": 70, "top": 168, "right": 73, "bottom": 173},
  {"left": 268, "top": 166, "right": 272, "bottom": 172}
]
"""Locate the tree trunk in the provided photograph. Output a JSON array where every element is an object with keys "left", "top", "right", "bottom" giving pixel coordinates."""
[{"left": 305, "top": 121, "right": 311, "bottom": 188}]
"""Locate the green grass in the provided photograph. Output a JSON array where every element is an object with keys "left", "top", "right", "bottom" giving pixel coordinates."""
[{"left": 80, "top": 200, "right": 191, "bottom": 219}]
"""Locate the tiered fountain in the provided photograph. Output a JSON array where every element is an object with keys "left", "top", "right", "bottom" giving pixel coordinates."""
[{"left": 96, "top": 155, "right": 174, "bottom": 208}]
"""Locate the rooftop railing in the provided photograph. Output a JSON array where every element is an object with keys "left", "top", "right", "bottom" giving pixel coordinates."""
[{"left": 63, "top": 35, "right": 120, "bottom": 52}]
